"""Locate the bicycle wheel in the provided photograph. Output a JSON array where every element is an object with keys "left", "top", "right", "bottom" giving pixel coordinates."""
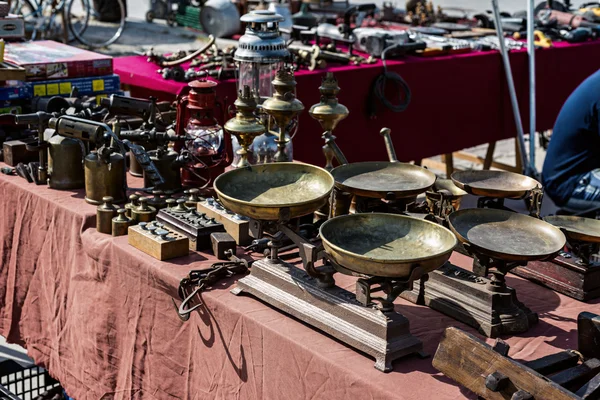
[
  {"left": 67, "top": 0, "right": 126, "bottom": 48},
  {"left": 61, "top": 0, "right": 91, "bottom": 42}
]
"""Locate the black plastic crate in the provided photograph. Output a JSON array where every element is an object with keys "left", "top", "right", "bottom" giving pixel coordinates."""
[{"left": 0, "top": 360, "right": 61, "bottom": 400}]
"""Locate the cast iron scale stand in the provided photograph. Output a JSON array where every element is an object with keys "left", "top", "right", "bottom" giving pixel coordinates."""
[
  {"left": 214, "top": 163, "right": 457, "bottom": 372},
  {"left": 401, "top": 171, "right": 566, "bottom": 338},
  {"left": 513, "top": 215, "right": 600, "bottom": 302}
]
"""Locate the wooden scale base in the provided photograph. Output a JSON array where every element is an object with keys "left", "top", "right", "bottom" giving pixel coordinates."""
[
  {"left": 401, "top": 263, "right": 538, "bottom": 338},
  {"left": 232, "top": 258, "right": 426, "bottom": 372},
  {"left": 512, "top": 255, "right": 600, "bottom": 302}
]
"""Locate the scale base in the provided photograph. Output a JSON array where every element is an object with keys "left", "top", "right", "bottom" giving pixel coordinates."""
[
  {"left": 400, "top": 263, "right": 538, "bottom": 338},
  {"left": 512, "top": 255, "right": 600, "bottom": 301},
  {"left": 232, "top": 259, "right": 425, "bottom": 372}
]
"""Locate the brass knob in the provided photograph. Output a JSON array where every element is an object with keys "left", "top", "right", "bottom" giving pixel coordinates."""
[
  {"left": 115, "top": 208, "right": 128, "bottom": 221},
  {"left": 166, "top": 198, "right": 176, "bottom": 208},
  {"left": 139, "top": 222, "right": 148, "bottom": 230},
  {"left": 129, "top": 194, "right": 139, "bottom": 204},
  {"left": 103, "top": 196, "right": 114, "bottom": 203},
  {"left": 139, "top": 197, "right": 150, "bottom": 211},
  {"left": 175, "top": 198, "right": 188, "bottom": 212}
]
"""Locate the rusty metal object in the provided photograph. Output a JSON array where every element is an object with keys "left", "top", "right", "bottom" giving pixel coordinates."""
[
  {"left": 544, "top": 216, "right": 600, "bottom": 244},
  {"left": 128, "top": 221, "right": 189, "bottom": 260},
  {"left": 3, "top": 139, "right": 38, "bottom": 166},
  {"left": 214, "top": 163, "right": 334, "bottom": 221},
  {"left": 331, "top": 161, "right": 436, "bottom": 199},
  {"left": 112, "top": 209, "right": 131, "bottom": 236},
  {"left": 451, "top": 170, "right": 541, "bottom": 199},
  {"left": 320, "top": 213, "right": 456, "bottom": 278},
  {"left": 96, "top": 196, "right": 117, "bottom": 234},
  {"left": 449, "top": 209, "right": 566, "bottom": 263},
  {"left": 130, "top": 197, "right": 157, "bottom": 224},
  {"left": 143, "top": 147, "right": 180, "bottom": 191}
]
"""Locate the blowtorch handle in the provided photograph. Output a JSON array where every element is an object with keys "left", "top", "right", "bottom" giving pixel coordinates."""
[
  {"left": 14, "top": 112, "right": 52, "bottom": 126},
  {"left": 101, "top": 94, "right": 152, "bottom": 115},
  {"left": 379, "top": 128, "right": 398, "bottom": 163},
  {"left": 49, "top": 116, "right": 106, "bottom": 143}
]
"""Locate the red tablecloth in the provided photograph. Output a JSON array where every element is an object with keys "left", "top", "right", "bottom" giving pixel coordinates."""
[
  {"left": 0, "top": 169, "right": 598, "bottom": 399},
  {"left": 115, "top": 42, "right": 600, "bottom": 166}
]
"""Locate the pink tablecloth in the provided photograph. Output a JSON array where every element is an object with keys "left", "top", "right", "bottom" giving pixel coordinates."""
[
  {"left": 0, "top": 167, "right": 598, "bottom": 399},
  {"left": 115, "top": 41, "right": 600, "bottom": 166}
]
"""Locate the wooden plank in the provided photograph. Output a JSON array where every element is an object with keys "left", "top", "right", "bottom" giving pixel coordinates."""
[
  {"left": 454, "top": 151, "right": 521, "bottom": 172},
  {"left": 432, "top": 327, "right": 578, "bottom": 400},
  {"left": 483, "top": 142, "right": 496, "bottom": 170},
  {"left": 443, "top": 153, "right": 454, "bottom": 178},
  {"left": 420, "top": 158, "right": 462, "bottom": 174},
  {"left": 579, "top": 312, "right": 600, "bottom": 360}
]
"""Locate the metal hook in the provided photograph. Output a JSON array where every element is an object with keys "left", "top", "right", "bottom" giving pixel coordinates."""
[{"left": 173, "top": 285, "right": 204, "bottom": 321}]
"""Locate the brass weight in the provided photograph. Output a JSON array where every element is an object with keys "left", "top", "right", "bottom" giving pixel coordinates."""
[
  {"left": 125, "top": 194, "right": 140, "bottom": 218},
  {"left": 97, "top": 196, "right": 117, "bottom": 234},
  {"left": 148, "top": 190, "right": 167, "bottom": 210},
  {"left": 112, "top": 209, "right": 131, "bottom": 236},
  {"left": 173, "top": 198, "right": 189, "bottom": 213},
  {"left": 165, "top": 198, "right": 176, "bottom": 209},
  {"left": 185, "top": 188, "right": 203, "bottom": 208},
  {"left": 131, "top": 197, "right": 157, "bottom": 224}
]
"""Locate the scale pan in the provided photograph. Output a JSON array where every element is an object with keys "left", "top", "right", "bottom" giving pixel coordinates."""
[
  {"left": 544, "top": 215, "right": 600, "bottom": 244},
  {"left": 451, "top": 170, "right": 540, "bottom": 198},
  {"left": 320, "top": 213, "right": 457, "bottom": 278},
  {"left": 448, "top": 208, "right": 566, "bottom": 262},
  {"left": 214, "top": 163, "right": 334, "bottom": 221},
  {"left": 331, "top": 162, "right": 436, "bottom": 199}
]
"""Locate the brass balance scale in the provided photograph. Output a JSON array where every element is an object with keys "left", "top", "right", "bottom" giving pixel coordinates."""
[
  {"left": 400, "top": 170, "right": 567, "bottom": 338},
  {"left": 514, "top": 215, "right": 600, "bottom": 301},
  {"left": 215, "top": 162, "right": 457, "bottom": 372}
]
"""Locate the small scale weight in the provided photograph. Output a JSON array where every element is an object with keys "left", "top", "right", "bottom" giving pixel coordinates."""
[
  {"left": 128, "top": 221, "right": 189, "bottom": 260},
  {"left": 156, "top": 198, "right": 225, "bottom": 251}
]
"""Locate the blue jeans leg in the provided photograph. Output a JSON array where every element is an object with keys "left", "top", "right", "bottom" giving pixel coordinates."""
[{"left": 564, "top": 169, "right": 600, "bottom": 212}]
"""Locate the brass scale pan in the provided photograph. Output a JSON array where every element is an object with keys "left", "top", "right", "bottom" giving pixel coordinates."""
[
  {"left": 451, "top": 170, "right": 540, "bottom": 198},
  {"left": 214, "top": 163, "right": 456, "bottom": 278}
]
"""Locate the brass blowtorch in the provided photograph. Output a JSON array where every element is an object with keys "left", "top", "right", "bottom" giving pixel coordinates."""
[{"left": 49, "top": 116, "right": 166, "bottom": 204}]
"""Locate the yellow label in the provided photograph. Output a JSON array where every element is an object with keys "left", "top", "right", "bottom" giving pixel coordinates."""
[
  {"left": 33, "top": 85, "right": 46, "bottom": 97},
  {"left": 92, "top": 79, "right": 104, "bottom": 92},
  {"left": 96, "top": 94, "right": 107, "bottom": 105},
  {"left": 59, "top": 82, "right": 72, "bottom": 95},
  {"left": 46, "top": 83, "right": 59, "bottom": 96}
]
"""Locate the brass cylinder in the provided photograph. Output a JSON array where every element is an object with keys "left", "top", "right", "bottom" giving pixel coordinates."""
[
  {"left": 84, "top": 150, "right": 127, "bottom": 205},
  {"left": 97, "top": 196, "right": 117, "bottom": 234},
  {"left": 48, "top": 135, "right": 85, "bottom": 190},
  {"left": 112, "top": 209, "right": 131, "bottom": 236},
  {"left": 131, "top": 197, "right": 157, "bottom": 224},
  {"left": 143, "top": 149, "right": 181, "bottom": 191},
  {"left": 125, "top": 194, "right": 140, "bottom": 218}
]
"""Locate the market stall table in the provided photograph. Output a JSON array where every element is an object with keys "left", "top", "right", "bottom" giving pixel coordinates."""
[
  {"left": 115, "top": 41, "right": 600, "bottom": 167},
  {"left": 0, "top": 168, "right": 597, "bottom": 399}
]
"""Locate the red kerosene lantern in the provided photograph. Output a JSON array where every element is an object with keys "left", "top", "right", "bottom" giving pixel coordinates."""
[{"left": 174, "top": 80, "right": 232, "bottom": 193}]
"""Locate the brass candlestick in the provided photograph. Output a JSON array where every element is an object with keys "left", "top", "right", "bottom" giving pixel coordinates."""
[
  {"left": 224, "top": 86, "right": 265, "bottom": 168},
  {"left": 262, "top": 69, "right": 304, "bottom": 163},
  {"left": 308, "top": 72, "right": 349, "bottom": 170}
]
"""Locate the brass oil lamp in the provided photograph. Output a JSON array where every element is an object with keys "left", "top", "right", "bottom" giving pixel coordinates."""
[
  {"left": 261, "top": 68, "right": 304, "bottom": 163},
  {"left": 308, "top": 72, "right": 349, "bottom": 170},
  {"left": 224, "top": 86, "right": 265, "bottom": 168}
]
